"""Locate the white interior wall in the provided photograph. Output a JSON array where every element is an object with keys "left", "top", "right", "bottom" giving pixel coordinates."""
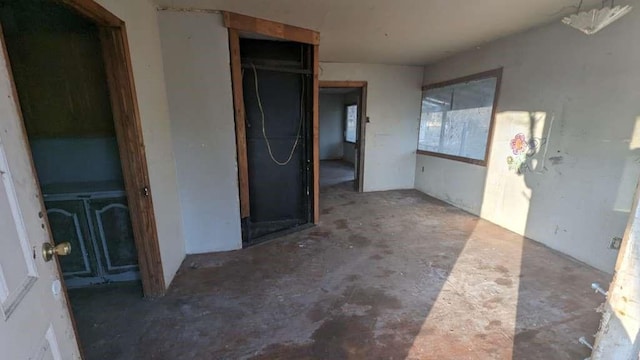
[
  {"left": 157, "top": 11, "right": 242, "bottom": 254},
  {"left": 320, "top": 63, "right": 423, "bottom": 191},
  {"left": 319, "top": 93, "right": 344, "bottom": 160},
  {"left": 148, "top": 13, "right": 425, "bottom": 257},
  {"left": 93, "top": 0, "right": 186, "bottom": 286},
  {"left": 415, "top": 4, "right": 639, "bottom": 273}
]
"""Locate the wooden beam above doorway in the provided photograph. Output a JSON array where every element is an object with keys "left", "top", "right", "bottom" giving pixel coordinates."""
[
  {"left": 225, "top": 12, "right": 321, "bottom": 224},
  {"left": 222, "top": 11, "right": 320, "bottom": 45}
]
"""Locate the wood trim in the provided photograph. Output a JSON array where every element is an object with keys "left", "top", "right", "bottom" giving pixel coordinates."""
[
  {"left": 60, "top": 0, "right": 123, "bottom": 27},
  {"left": 357, "top": 84, "right": 368, "bottom": 192},
  {"left": 319, "top": 81, "right": 367, "bottom": 88},
  {"left": 228, "top": 29, "right": 250, "bottom": 219},
  {"left": 99, "top": 26, "right": 165, "bottom": 297},
  {"left": 422, "top": 68, "right": 503, "bottom": 91},
  {"left": 418, "top": 67, "right": 503, "bottom": 168},
  {"left": 312, "top": 45, "right": 320, "bottom": 223},
  {"left": 484, "top": 68, "right": 503, "bottom": 168},
  {"left": 222, "top": 11, "right": 320, "bottom": 45},
  {"left": 416, "top": 150, "right": 487, "bottom": 166}
]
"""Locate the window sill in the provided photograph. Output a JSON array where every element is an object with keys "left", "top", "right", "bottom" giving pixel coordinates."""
[{"left": 416, "top": 150, "right": 487, "bottom": 167}]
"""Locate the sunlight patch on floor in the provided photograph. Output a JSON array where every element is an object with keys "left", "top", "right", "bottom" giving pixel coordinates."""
[{"left": 407, "top": 224, "right": 524, "bottom": 359}]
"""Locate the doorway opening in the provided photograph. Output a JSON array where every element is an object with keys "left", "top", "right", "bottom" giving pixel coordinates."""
[
  {"left": 0, "top": 0, "right": 164, "bottom": 353},
  {"left": 319, "top": 82, "right": 367, "bottom": 192},
  {"left": 239, "top": 37, "right": 314, "bottom": 245},
  {"left": 224, "top": 12, "right": 321, "bottom": 246},
  {"left": 0, "top": 0, "right": 140, "bottom": 288}
]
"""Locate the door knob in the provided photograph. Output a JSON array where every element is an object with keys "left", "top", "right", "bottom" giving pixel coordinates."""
[{"left": 42, "top": 242, "right": 71, "bottom": 262}]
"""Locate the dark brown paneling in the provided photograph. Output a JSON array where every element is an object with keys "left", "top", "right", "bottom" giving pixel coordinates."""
[
  {"left": 228, "top": 29, "right": 250, "bottom": 219},
  {"left": 98, "top": 26, "right": 165, "bottom": 297},
  {"left": 223, "top": 11, "right": 320, "bottom": 45},
  {"left": 11, "top": 34, "right": 114, "bottom": 138}
]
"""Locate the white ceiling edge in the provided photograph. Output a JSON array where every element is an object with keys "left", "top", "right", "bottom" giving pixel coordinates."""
[{"left": 154, "top": 0, "right": 618, "bottom": 66}]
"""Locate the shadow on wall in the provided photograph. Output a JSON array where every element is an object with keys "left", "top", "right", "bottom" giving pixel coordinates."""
[{"left": 500, "top": 109, "right": 640, "bottom": 357}]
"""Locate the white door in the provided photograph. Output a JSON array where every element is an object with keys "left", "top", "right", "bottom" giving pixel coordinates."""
[{"left": 0, "top": 34, "right": 80, "bottom": 359}]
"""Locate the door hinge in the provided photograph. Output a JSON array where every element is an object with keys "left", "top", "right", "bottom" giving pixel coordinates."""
[{"left": 142, "top": 186, "right": 150, "bottom": 197}]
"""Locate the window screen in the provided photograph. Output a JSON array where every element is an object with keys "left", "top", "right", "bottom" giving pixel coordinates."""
[{"left": 418, "top": 70, "right": 500, "bottom": 164}]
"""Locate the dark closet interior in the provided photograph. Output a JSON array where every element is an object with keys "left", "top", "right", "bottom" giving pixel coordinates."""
[
  {"left": 0, "top": 0, "right": 139, "bottom": 287},
  {"left": 239, "top": 38, "right": 314, "bottom": 245}
]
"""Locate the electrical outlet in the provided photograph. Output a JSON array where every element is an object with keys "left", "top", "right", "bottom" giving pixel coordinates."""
[
  {"left": 609, "top": 237, "right": 622, "bottom": 250},
  {"left": 422, "top": 166, "right": 424, "bottom": 172}
]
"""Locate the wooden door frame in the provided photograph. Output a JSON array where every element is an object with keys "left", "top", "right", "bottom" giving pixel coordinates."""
[
  {"left": 223, "top": 12, "right": 322, "bottom": 223},
  {"left": 319, "top": 81, "right": 368, "bottom": 192},
  {"left": 1, "top": 0, "right": 166, "bottom": 298}
]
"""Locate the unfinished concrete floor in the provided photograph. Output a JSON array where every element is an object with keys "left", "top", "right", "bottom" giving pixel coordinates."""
[
  {"left": 320, "top": 160, "right": 354, "bottom": 188},
  {"left": 69, "top": 183, "right": 609, "bottom": 359}
]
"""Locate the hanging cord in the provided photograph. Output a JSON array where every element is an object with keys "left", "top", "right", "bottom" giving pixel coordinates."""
[{"left": 250, "top": 63, "right": 305, "bottom": 166}]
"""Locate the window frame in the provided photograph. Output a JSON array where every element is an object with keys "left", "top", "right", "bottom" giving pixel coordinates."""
[
  {"left": 417, "top": 68, "right": 503, "bottom": 167},
  {"left": 344, "top": 103, "right": 358, "bottom": 144}
]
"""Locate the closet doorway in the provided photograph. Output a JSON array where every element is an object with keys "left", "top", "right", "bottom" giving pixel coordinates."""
[
  {"left": 225, "top": 12, "right": 321, "bottom": 246},
  {"left": 0, "top": 0, "right": 164, "bottom": 299}
]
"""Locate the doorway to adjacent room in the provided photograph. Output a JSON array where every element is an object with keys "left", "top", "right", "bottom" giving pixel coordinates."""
[{"left": 319, "top": 81, "right": 367, "bottom": 192}]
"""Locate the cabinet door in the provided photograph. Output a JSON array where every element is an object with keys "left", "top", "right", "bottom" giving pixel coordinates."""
[
  {"left": 88, "top": 197, "right": 138, "bottom": 276},
  {"left": 45, "top": 199, "right": 98, "bottom": 278}
]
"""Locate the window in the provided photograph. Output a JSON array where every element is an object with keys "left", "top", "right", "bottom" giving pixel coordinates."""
[
  {"left": 344, "top": 104, "right": 357, "bottom": 143},
  {"left": 417, "top": 69, "right": 502, "bottom": 165}
]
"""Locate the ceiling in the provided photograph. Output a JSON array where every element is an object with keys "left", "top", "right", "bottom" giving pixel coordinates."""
[{"left": 155, "top": 0, "right": 604, "bottom": 65}]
